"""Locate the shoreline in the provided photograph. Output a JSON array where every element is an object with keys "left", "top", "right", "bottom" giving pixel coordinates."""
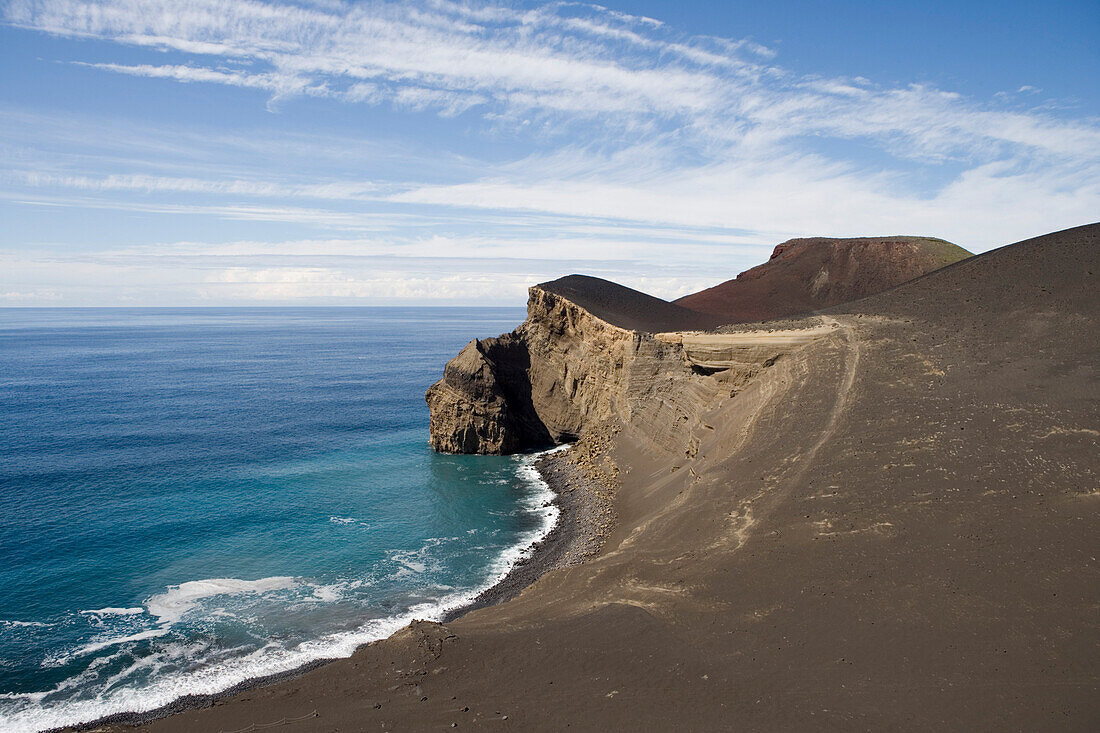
[
  {"left": 64, "top": 447, "right": 610, "bottom": 733},
  {"left": 444, "top": 449, "right": 612, "bottom": 621},
  {"left": 68, "top": 225, "right": 1100, "bottom": 731}
]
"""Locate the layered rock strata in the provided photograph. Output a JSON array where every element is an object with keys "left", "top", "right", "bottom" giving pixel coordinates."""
[{"left": 426, "top": 284, "right": 833, "bottom": 455}]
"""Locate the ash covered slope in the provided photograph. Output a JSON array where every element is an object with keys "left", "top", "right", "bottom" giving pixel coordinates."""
[
  {"left": 142, "top": 226, "right": 1099, "bottom": 732},
  {"left": 538, "top": 274, "right": 719, "bottom": 332},
  {"left": 676, "top": 235, "right": 971, "bottom": 322},
  {"left": 834, "top": 225, "right": 1095, "bottom": 323},
  {"left": 420, "top": 223, "right": 1100, "bottom": 727}
]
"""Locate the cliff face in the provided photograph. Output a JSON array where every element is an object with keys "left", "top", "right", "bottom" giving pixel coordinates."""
[
  {"left": 424, "top": 332, "right": 549, "bottom": 454},
  {"left": 426, "top": 285, "right": 830, "bottom": 455},
  {"left": 427, "top": 286, "right": 631, "bottom": 454},
  {"left": 427, "top": 238, "right": 976, "bottom": 455}
]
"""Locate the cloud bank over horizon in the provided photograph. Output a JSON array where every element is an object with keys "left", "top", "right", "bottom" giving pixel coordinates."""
[{"left": 1, "top": 0, "right": 1097, "bottom": 305}]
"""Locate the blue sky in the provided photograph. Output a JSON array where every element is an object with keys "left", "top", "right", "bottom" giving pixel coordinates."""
[{"left": 1, "top": 0, "right": 1097, "bottom": 306}]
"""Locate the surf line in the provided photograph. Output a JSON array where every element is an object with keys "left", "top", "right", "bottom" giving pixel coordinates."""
[{"left": 0, "top": 444, "right": 573, "bottom": 733}]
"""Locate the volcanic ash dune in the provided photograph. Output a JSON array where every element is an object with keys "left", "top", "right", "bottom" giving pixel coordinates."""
[{"left": 134, "top": 224, "right": 1098, "bottom": 733}]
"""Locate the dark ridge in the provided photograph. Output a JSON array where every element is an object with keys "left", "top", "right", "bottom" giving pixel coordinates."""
[
  {"left": 831, "top": 222, "right": 1099, "bottom": 325},
  {"left": 675, "top": 235, "right": 971, "bottom": 323},
  {"left": 537, "top": 274, "right": 720, "bottom": 333}
]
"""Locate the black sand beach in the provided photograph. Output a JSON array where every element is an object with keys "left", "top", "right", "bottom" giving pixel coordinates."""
[{"left": 446, "top": 451, "right": 612, "bottom": 621}]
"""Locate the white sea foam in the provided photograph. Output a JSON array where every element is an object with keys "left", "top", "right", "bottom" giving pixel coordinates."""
[
  {"left": 0, "top": 621, "right": 54, "bottom": 629},
  {"left": 309, "top": 584, "right": 343, "bottom": 603},
  {"left": 304, "top": 578, "right": 366, "bottom": 604},
  {"left": 389, "top": 538, "right": 447, "bottom": 576},
  {"left": 44, "top": 648, "right": 130, "bottom": 696},
  {"left": 80, "top": 607, "right": 145, "bottom": 617},
  {"left": 69, "top": 629, "right": 171, "bottom": 659},
  {"left": 145, "top": 577, "right": 298, "bottom": 625},
  {"left": 0, "top": 445, "right": 569, "bottom": 733}
]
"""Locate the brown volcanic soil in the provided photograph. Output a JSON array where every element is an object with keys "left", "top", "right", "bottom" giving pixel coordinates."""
[
  {"left": 539, "top": 274, "right": 721, "bottom": 332},
  {"left": 676, "top": 235, "right": 971, "bottom": 322},
  {"left": 116, "top": 224, "right": 1097, "bottom": 733}
]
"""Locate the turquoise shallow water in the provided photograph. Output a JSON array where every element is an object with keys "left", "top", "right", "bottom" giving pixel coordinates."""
[{"left": 0, "top": 307, "right": 551, "bottom": 733}]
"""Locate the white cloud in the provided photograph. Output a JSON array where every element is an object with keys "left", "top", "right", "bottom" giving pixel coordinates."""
[
  {"left": 13, "top": 0, "right": 1095, "bottom": 158},
  {"left": 0, "top": 230, "right": 750, "bottom": 306},
  {"left": 200, "top": 267, "right": 534, "bottom": 301},
  {"left": 390, "top": 146, "right": 1099, "bottom": 248},
  {"left": 17, "top": 171, "right": 381, "bottom": 199},
  {"left": 1, "top": 0, "right": 1097, "bottom": 304},
  {"left": 0, "top": 288, "right": 63, "bottom": 301}
]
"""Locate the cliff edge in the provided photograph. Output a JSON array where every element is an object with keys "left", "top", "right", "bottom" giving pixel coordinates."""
[
  {"left": 426, "top": 277, "right": 831, "bottom": 455},
  {"left": 426, "top": 238, "right": 970, "bottom": 456}
]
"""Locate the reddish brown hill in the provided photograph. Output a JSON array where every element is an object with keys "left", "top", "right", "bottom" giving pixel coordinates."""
[{"left": 675, "top": 236, "right": 971, "bottom": 323}]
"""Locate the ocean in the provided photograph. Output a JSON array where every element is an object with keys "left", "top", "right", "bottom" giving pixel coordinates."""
[{"left": 0, "top": 307, "right": 551, "bottom": 733}]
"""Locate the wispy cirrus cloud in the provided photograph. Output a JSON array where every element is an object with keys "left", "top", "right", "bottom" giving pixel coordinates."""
[
  {"left": 73, "top": 61, "right": 331, "bottom": 102},
  {"left": 8, "top": 0, "right": 1095, "bottom": 158},
  {"left": 8, "top": 0, "right": 736, "bottom": 121},
  {"left": 16, "top": 171, "right": 382, "bottom": 200},
  {"left": 1, "top": 0, "right": 1097, "bottom": 304}
]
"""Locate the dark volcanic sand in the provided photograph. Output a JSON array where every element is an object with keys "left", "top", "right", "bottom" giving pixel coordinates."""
[
  {"left": 445, "top": 453, "right": 611, "bottom": 620},
  {"left": 108, "top": 224, "right": 1098, "bottom": 732}
]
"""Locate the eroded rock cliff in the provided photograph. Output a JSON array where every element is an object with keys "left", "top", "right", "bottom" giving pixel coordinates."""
[{"left": 426, "top": 283, "right": 832, "bottom": 455}]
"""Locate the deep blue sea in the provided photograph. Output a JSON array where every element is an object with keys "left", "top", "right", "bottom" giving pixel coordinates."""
[{"left": 0, "top": 307, "right": 553, "bottom": 733}]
